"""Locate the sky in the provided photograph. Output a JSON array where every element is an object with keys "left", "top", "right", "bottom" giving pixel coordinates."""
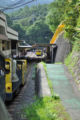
[
  {"left": 0, "top": 0, "right": 54, "bottom": 12},
  {"left": 0, "top": 0, "right": 54, "bottom": 5}
]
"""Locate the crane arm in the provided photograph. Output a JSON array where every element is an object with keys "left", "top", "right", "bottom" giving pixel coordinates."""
[{"left": 50, "top": 24, "right": 65, "bottom": 44}]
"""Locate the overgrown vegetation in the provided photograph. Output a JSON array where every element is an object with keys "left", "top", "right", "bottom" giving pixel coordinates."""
[
  {"left": 65, "top": 52, "right": 77, "bottom": 74},
  {"left": 64, "top": 45, "right": 80, "bottom": 83},
  {"left": 46, "top": 0, "right": 68, "bottom": 32},
  {"left": 46, "top": 0, "right": 80, "bottom": 46},
  {"left": 24, "top": 96, "right": 71, "bottom": 120}
]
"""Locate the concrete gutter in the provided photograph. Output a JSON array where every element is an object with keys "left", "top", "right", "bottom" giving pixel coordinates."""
[{"left": 36, "top": 63, "right": 51, "bottom": 97}]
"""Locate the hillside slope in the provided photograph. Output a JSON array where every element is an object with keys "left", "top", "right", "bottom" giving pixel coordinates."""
[{"left": 7, "top": 4, "right": 53, "bottom": 44}]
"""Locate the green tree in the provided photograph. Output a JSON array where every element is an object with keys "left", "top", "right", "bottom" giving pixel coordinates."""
[
  {"left": 26, "top": 20, "right": 53, "bottom": 44},
  {"left": 12, "top": 24, "right": 26, "bottom": 40},
  {"left": 64, "top": 0, "right": 79, "bottom": 41},
  {"left": 7, "top": 4, "right": 52, "bottom": 44},
  {"left": 6, "top": 15, "right": 13, "bottom": 27},
  {"left": 46, "top": 0, "right": 68, "bottom": 32}
]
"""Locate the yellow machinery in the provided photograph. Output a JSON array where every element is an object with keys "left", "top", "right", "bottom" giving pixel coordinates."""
[
  {"left": 50, "top": 24, "right": 65, "bottom": 44},
  {"left": 5, "top": 58, "right": 19, "bottom": 100},
  {"left": 5, "top": 58, "right": 28, "bottom": 100},
  {"left": 36, "top": 49, "right": 42, "bottom": 56},
  {"left": 5, "top": 58, "right": 12, "bottom": 100}
]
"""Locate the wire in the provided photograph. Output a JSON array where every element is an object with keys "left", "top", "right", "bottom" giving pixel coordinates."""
[
  {"left": 0, "top": 0, "right": 24, "bottom": 8},
  {"left": 2, "top": 0, "right": 35, "bottom": 11},
  {"left": 36, "top": 0, "right": 38, "bottom": 8},
  {"left": 8, "top": 0, "right": 38, "bottom": 20},
  {"left": 7, "top": 0, "right": 24, "bottom": 7},
  {"left": 1, "top": 0, "right": 36, "bottom": 11},
  {"left": 10, "top": 14, "right": 35, "bottom": 21}
]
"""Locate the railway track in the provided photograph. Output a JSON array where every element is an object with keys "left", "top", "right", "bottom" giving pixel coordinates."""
[{"left": 6, "top": 63, "right": 36, "bottom": 120}]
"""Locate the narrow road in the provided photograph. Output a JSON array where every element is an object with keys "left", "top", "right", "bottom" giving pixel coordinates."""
[
  {"left": 6, "top": 63, "right": 36, "bottom": 120},
  {"left": 46, "top": 64, "right": 80, "bottom": 120}
]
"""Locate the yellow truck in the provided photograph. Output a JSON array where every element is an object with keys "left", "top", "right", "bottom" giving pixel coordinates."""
[{"left": 35, "top": 49, "right": 43, "bottom": 56}]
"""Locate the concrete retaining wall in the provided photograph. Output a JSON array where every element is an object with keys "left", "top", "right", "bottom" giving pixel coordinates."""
[
  {"left": 36, "top": 63, "right": 51, "bottom": 97},
  {"left": 55, "top": 32, "right": 71, "bottom": 63}
]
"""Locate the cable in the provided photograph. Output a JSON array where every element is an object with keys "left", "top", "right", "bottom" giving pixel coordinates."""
[
  {"left": 1, "top": 0, "right": 36, "bottom": 11},
  {"left": 7, "top": 0, "right": 24, "bottom": 7},
  {"left": 0, "top": 0, "right": 24, "bottom": 8},
  {"left": 11, "top": 14, "right": 36, "bottom": 20},
  {"left": 2, "top": 0, "right": 35, "bottom": 11},
  {"left": 8, "top": 0, "right": 38, "bottom": 20}
]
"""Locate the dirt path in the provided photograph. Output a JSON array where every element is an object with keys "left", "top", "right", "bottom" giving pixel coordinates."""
[{"left": 46, "top": 64, "right": 80, "bottom": 120}]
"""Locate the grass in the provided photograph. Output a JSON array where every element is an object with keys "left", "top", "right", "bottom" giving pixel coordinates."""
[
  {"left": 65, "top": 41, "right": 80, "bottom": 87},
  {"left": 64, "top": 48, "right": 79, "bottom": 83},
  {"left": 23, "top": 62, "right": 71, "bottom": 120},
  {"left": 65, "top": 52, "right": 78, "bottom": 67},
  {"left": 24, "top": 96, "right": 71, "bottom": 120},
  {"left": 55, "top": 62, "right": 62, "bottom": 64},
  {"left": 32, "top": 64, "right": 37, "bottom": 80},
  {"left": 64, "top": 40, "right": 79, "bottom": 71}
]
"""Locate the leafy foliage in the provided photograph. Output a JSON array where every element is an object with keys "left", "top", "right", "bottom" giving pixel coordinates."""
[
  {"left": 46, "top": 0, "right": 68, "bottom": 32},
  {"left": 7, "top": 4, "right": 53, "bottom": 44},
  {"left": 26, "top": 20, "right": 53, "bottom": 44},
  {"left": 64, "top": 0, "right": 79, "bottom": 41},
  {"left": 46, "top": 0, "right": 80, "bottom": 46},
  {"left": 12, "top": 23, "right": 26, "bottom": 40},
  {"left": 24, "top": 97, "right": 71, "bottom": 120}
]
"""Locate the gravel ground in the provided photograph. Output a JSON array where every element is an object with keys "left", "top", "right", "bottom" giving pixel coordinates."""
[{"left": 7, "top": 63, "right": 36, "bottom": 120}]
